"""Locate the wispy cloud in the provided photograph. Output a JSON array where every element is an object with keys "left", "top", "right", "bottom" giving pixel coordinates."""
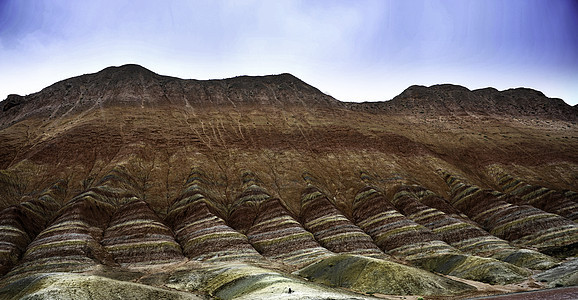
[{"left": 1, "top": 0, "right": 576, "bottom": 104}]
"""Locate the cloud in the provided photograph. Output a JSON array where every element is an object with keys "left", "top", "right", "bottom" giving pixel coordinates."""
[{"left": 0, "top": 0, "right": 576, "bottom": 104}]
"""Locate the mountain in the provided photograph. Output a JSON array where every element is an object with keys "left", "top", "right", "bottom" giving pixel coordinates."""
[
  {"left": 0, "top": 64, "right": 340, "bottom": 128},
  {"left": 348, "top": 84, "right": 578, "bottom": 121},
  {"left": 4, "top": 65, "right": 576, "bottom": 129},
  {"left": 0, "top": 64, "right": 577, "bottom": 299}
]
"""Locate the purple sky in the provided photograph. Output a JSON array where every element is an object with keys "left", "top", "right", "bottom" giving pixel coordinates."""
[{"left": 1, "top": 0, "right": 577, "bottom": 105}]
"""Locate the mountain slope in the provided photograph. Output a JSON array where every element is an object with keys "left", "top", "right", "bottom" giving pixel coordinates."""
[
  {"left": 0, "top": 65, "right": 577, "bottom": 299},
  {"left": 0, "top": 64, "right": 341, "bottom": 128}
]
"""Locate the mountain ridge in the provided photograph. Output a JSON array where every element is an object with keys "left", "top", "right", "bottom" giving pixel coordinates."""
[
  {"left": 0, "top": 64, "right": 342, "bottom": 128},
  {"left": 1, "top": 64, "right": 576, "bottom": 129},
  {"left": 347, "top": 83, "right": 577, "bottom": 121},
  {"left": 0, "top": 64, "right": 577, "bottom": 299}
]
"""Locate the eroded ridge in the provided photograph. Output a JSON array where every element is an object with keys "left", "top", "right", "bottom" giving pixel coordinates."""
[
  {"left": 353, "top": 186, "right": 529, "bottom": 284},
  {"left": 300, "top": 184, "right": 386, "bottom": 258},
  {"left": 70, "top": 167, "right": 183, "bottom": 267},
  {"left": 166, "top": 170, "right": 262, "bottom": 262},
  {"left": 102, "top": 199, "right": 185, "bottom": 267},
  {"left": 443, "top": 171, "right": 578, "bottom": 256},
  {"left": 245, "top": 197, "right": 333, "bottom": 267},
  {"left": 564, "top": 190, "right": 578, "bottom": 203},
  {"left": 92, "top": 167, "right": 142, "bottom": 204},
  {"left": 0, "top": 180, "right": 64, "bottom": 275},
  {"left": 399, "top": 184, "right": 471, "bottom": 220},
  {"left": 3, "top": 189, "right": 115, "bottom": 283},
  {"left": 391, "top": 185, "right": 557, "bottom": 270},
  {"left": 496, "top": 172, "right": 578, "bottom": 222},
  {"left": 353, "top": 186, "right": 453, "bottom": 258},
  {"left": 228, "top": 171, "right": 272, "bottom": 233},
  {"left": 230, "top": 172, "right": 333, "bottom": 267}
]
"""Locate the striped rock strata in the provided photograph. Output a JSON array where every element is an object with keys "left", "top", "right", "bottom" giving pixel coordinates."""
[
  {"left": 443, "top": 172, "right": 578, "bottom": 256},
  {"left": 228, "top": 173, "right": 272, "bottom": 233},
  {"left": 229, "top": 175, "right": 333, "bottom": 268},
  {"left": 300, "top": 185, "right": 386, "bottom": 258},
  {"left": 102, "top": 199, "right": 185, "bottom": 267},
  {"left": 497, "top": 172, "right": 578, "bottom": 221},
  {"left": 166, "top": 172, "right": 262, "bottom": 262},
  {"left": 244, "top": 196, "right": 334, "bottom": 267},
  {"left": 391, "top": 185, "right": 557, "bottom": 270},
  {"left": 3, "top": 190, "right": 115, "bottom": 283},
  {"left": 353, "top": 186, "right": 530, "bottom": 284},
  {"left": 0, "top": 181, "right": 64, "bottom": 275}
]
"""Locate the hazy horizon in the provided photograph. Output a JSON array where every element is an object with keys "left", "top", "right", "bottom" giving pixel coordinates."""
[{"left": 1, "top": 0, "right": 577, "bottom": 105}]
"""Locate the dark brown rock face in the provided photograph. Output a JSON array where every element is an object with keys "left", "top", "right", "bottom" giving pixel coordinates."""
[
  {"left": 348, "top": 84, "right": 578, "bottom": 121},
  {"left": 0, "top": 64, "right": 341, "bottom": 128},
  {"left": 1, "top": 94, "right": 25, "bottom": 112}
]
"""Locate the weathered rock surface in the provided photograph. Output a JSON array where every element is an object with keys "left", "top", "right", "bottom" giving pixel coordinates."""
[
  {"left": 297, "top": 254, "right": 475, "bottom": 296},
  {"left": 0, "top": 273, "right": 203, "bottom": 300},
  {"left": 163, "top": 262, "right": 376, "bottom": 300},
  {"left": 166, "top": 172, "right": 262, "bottom": 262},
  {"left": 348, "top": 84, "right": 578, "bottom": 121},
  {"left": 391, "top": 184, "right": 558, "bottom": 270},
  {"left": 0, "top": 64, "right": 577, "bottom": 299},
  {"left": 443, "top": 172, "right": 578, "bottom": 255},
  {"left": 534, "top": 258, "right": 578, "bottom": 288},
  {"left": 352, "top": 186, "right": 530, "bottom": 284},
  {"left": 300, "top": 185, "right": 386, "bottom": 258}
]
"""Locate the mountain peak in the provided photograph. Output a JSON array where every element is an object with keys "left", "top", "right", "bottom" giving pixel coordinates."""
[
  {"left": 0, "top": 66, "right": 342, "bottom": 128},
  {"left": 1, "top": 66, "right": 575, "bottom": 128},
  {"left": 226, "top": 72, "right": 306, "bottom": 85},
  {"left": 348, "top": 84, "right": 577, "bottom": 121},
  {"left": 99, "top": 64, "right": 156, "bottom": 74},
  {"left": 400, "top": 84, "right": 472, "bottom": 99},
  {"left": 92, "top": 64, "right": 160, "bottom": 82},
  {"left": 105, "top": 63, "right": 148, "bottom": 70},
  {"left": 1, "top": 94, "right": 25, "bottom": 112},
  {"left": 404, "top": 84, "right": 576, "bottom": 119}
]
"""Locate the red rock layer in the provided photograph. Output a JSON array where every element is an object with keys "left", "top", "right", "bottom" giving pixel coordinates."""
[
  {"left": 246, "top": 197, "right": 333, "bottom": 267},
  {"left": 3, "top": 191, "right": 114, "bottom": 282},
  {"left": 444, "top": 172, "right": 578, "bottom": 253},
  {"left": 102, "top": 199, "right": 184, "bottom": 266},
  {"left": 166, "top": 178, "right": 262, "bottom": 262},
  {"left": 497, "top": 173, "right": 578, "bottom": 221},
  {"left": 300, "top": 185, "right": 386, "bottom": 258}
]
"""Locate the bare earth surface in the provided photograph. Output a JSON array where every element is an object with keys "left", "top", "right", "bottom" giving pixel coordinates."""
[
  {"left": 470, "top": 286, "right": 578, "bottom": 299},
  {"left": 0, "top": 65, "right": 576, "bottom": 299}
]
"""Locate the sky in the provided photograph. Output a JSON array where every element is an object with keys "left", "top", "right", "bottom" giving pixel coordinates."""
[{"left": 1, "top": 0, "right": 577, "bottom": 105}]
